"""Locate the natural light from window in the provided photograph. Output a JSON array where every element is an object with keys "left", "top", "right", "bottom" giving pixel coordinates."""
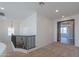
[
  {"left": 61, "top": 27, "right": 67, "bottom": 34},
  {"left": 8, "top": 27, "right": 14, "bottom": 36}
]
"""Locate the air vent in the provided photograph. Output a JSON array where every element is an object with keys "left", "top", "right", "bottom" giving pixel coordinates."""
[{"left": 0, "top": 12, "right": 5, "bottom": 16}]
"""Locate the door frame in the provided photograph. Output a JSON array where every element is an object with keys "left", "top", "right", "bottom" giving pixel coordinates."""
[{"left": 57, "top": 19, "right": 75, "bottom": 45}]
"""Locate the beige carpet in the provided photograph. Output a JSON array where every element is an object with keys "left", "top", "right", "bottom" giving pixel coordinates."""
[{"left": 7, "top": 42, "right": 79, "bottom": 57}]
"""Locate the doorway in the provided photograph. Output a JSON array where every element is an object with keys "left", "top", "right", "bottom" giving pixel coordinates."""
[{"left": 57, "top": 19, "right": 75, "bottom": 45}]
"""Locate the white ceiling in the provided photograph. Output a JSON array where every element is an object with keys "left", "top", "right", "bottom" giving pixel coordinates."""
[
  {"left": 0, "top": 2, "right": 79, "bottom": 20},
  {"left": 0, "top": 2, "right": 36, "bottom": 20},
  {"left": 37, "top": 2, "right": 79, "bottom": 20}
]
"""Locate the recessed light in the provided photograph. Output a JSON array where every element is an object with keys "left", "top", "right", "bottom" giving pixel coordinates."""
[
  {"left": 0, "top": 7, "right": 5, "bottom": 10},
  {"left": 56, "top": 10, "right": 59, "bottom": 12},
  {"left": 62, "top": 16, "right": 64, "bottom": 18},
  {"left": 1, "top": 7, "right": 5, "bottom": 10}
]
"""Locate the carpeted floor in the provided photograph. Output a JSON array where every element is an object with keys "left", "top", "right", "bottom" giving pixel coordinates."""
[{"left": 7, "top": 42, "right": 79, "bottom": 57}]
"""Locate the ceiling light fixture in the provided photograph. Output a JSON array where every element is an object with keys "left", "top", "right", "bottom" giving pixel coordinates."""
[
  {"left": 0, "top": 7, "right": 5, "bottom": 10},
  {"left": 1, "top": 7, "right": 4, "bottom": 10},
  {"left": 39, "top": 2, "right": 45, "bottom": 6},
  {"left": 62, "top": 16, "right": 64, "bottom": 18},
  {"left": 56, "top": 10, "right": 59, "bottom": 12}
]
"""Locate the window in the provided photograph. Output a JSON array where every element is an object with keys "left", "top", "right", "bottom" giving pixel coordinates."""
[
  {"left": 8, "top": 27, "right": 14, "bottom": 36},
  {"left": 61, "top": 27, "right": 67, "bottom": 34}
]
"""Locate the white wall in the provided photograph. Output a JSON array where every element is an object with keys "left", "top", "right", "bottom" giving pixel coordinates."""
[
  {"left": 53, "top": 14, "right": 79, "bottom": 47},
  {"left": 19, "top": 12, "right": 55, "bottom": 49},
  {"left": 19, "top": 13, "right": 37, "bottom": 35},
  {"left": 0, "top": 20, "right": 20, "bottom": 43},
  {"left": 0, "top": 19, "right": 21, "bottom": 55},
  {"left": 36, "top": 14, "right": 54, "bottom": 48}
]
